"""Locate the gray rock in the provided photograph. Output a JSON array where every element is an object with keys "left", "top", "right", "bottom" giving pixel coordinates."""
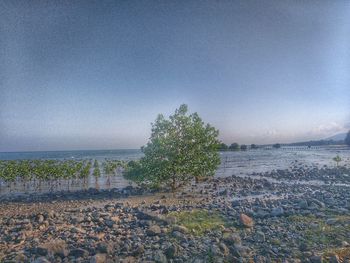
[
  {"left": 326, "top": 218, "right": 338, "bottom": 225},
  {"left": 153, "top": 250, "right": 167, "bottom": 263},
  {"left": 310, "top": 255, "right": 323, "bottom": 263},
  {"left": 132, "top": 243, "right": 144, "bottom": 256},
  {"left": 329, "top": 255, "right": 341, "bottom": 263},
  {"left": 223, "top": 233, "right": 241, "bottom": 246},
  {"left": 172, "top": 225, "right": 189, "bottom": 234},
  {"left": 255, "top": 231, "right": 265, "bottom": 242},
  {"left": 90, "top": 253, "right": 107, "bottom": 263},
  {"left": 104, "top": 219, "right": 115, "bottom": 228},
  {"left": 271, "top": 207, "right": 284, "bottom": 217},
  {"left": 164, "top": 243, "right": 177, "bottom": 258},
  {"left": 96, "top": 242, "right": 113, "bottom": 254},
  {"left": 35, "top": 246, "right": 48, "bottom": 256},
  {"left": 298, "top": 200, "right": 308, "bottom": 209},
  {"left": 219, "top": 242, "right": 229, "bottom": 256},
  {"left": 69, "top": 248, "right": 89, "bottom": 258},
  {"left": 37, "top": 214, "right": 45, "bottom": 223},
  {"left": 33, "top": 257, "right": 50, "bottom": 263},
  {"left": 147, "top": 225, "right": 162, "bottom": 236}
]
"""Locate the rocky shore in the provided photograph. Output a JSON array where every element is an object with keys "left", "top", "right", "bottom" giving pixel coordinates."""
[{"left": 1, "top": 164, "right": 350, "bottom": 263}]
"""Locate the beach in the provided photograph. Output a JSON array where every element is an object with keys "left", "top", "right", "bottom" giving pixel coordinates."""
[{"left": 1, "top": 147, "right": 350, "bottom": 262}]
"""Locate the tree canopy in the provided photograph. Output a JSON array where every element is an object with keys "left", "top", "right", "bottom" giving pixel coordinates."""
[
  {"left": 125, "top": 104, "right": 221, "bottom": 191},
  {"left": 272, "top": 143, "right": 281, "bottom": 149},
  {"left": 229, "top": 143, "right": 240, "bottom": 151},
  {"left": 218, "top": 143, "right": 228, "bottom": 151},
  {"left": 240, "top": 144, "right": 247, "bottom": 151}
]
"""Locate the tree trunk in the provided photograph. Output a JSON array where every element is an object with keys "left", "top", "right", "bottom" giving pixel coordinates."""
[{"left": 171, "top": 174, "right": 176, "bottom": 192}]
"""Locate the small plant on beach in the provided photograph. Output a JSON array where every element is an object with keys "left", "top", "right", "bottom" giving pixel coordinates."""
[
  {"left": 93, "top": 160, "right": 101, "bottom": 189},
  {"left": 125, "top": 104, "right": 221, "bottom": 191},
  {"left": 333, "top": 155, "right": 342, "bottom": 167}
]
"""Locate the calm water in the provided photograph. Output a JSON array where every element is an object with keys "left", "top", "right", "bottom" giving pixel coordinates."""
[
  {"left": 0, "top": 149, "right": 143, "bottom": 161},
  {"left": 1, "top": 146, "right": 349, "bottom": 197},
  {"left": 217, "top": 145, "right": 350, "bottom": 177}
]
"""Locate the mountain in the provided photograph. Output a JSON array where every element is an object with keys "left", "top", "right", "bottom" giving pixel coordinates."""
[{"left": 325, "top": 133, "right": 347, "bottom": 141}]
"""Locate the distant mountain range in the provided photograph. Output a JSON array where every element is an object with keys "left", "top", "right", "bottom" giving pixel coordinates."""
[
  {"left": 325, "top": 132, "right": 347, "bottom": 141},
  {"left": 277, "top": 132, "right": 347, "bottom": 147}
]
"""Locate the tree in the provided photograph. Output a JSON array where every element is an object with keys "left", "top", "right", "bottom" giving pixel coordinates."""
[
  {"left": 250, "top": 144, "right": 258, "bottom": 149},
  {"left": 333, "top": 155, "right": 342, "bottom": 167},
  {"left": 218, "top": 143, "right": 228, "bottom": 151},
  {"left": 125, "top": 104, "right": 221, "bottom": 191},
  {"left": 240, "top": 144, "right": 247, "bottom": 151},
  {"left": 272, "top": 143, "right": 281, "bottom": 149},
  {"left": 229, "top": 143, "right": 240, "bottom": 151},
  {"left": 345, "top": 130, "right": 350, "bottom": 146}
]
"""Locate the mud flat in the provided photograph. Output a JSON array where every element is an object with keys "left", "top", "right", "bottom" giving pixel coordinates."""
[{"left": 1, "top": 165, "right": 350, "bottom": 262}]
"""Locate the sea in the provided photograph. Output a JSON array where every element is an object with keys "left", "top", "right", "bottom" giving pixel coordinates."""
[
  {"left": 1, "top": 146, "right": 349, "bottom": 173},
  {"left": 0, "top": 149, "right": 143, "bottom": 161},
  {"left": 0, "top": 146, "right": 349, "bottom": 196}
]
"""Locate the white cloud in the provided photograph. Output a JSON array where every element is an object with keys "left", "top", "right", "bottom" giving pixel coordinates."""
[{"left": 310, "top": 122, "right": 348, "bottom": 138}]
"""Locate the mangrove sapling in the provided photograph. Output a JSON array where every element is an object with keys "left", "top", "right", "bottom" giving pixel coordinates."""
[
  {"left": 80, "top": 161, "right": 91, "bottom": 190},
  {"left": 93, "top": 160, "right": 101, "bottom": 189},
  {"left": 3, "top": 161, "right": 18, "bottom": 193},
  {"left": 333, "top": 155, "right": 342, "bottom": 167}
]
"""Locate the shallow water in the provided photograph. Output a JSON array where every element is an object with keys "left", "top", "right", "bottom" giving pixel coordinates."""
[
  {"left": 0, "top": 149, "right": 143, "bottom": 161},
  {"left": 216, "top": 146, "right": 350, "bottom": 176},
  {"left": 0, "top": 146, "right": 349, "bottom": 197}
]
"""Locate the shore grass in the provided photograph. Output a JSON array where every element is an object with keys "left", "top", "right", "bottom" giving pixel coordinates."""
[
  {"left": 168, "top": 209, "right": 227, "bottom": 236},
  {"left": 323, "top": 247, "right": 350, "bottom": 261},
  {"left": 288, "top": 214, "right": 350, "bottom": 248}
]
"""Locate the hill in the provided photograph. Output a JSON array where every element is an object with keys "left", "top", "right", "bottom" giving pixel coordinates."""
[{"left": 325, "top": 133, "right": 347, "bottom": 141}]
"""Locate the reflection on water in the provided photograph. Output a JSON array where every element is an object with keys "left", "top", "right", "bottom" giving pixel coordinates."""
[{"left": 0, "top": 168, "right": 133, "bottom": 197}]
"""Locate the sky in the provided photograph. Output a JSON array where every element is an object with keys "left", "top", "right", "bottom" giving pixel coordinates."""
[{"left": 0, "top": 0, "right": 349, "bottom": 152}]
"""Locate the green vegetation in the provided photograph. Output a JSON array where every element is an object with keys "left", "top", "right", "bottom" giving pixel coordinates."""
[
  {"left": 125, "top": 104, "right": 221, "bottom": 191},
  {"left": 288, "top": 214, "right": 350, "bottom": 249},
  {"left": 93, "top": 160, "right": 101, "bottom": 177},
  {"left": 0, "top": 159, "right": 125, "bottom": 193},
  {"left": 240, "top": 144, "right": 247, "bottom": 151},
  {"left": 219, "top": 142, "right": 260, "bottom": 151},
  {"left": 168, "top": 210, "right": 227, "bottom": 235},
  {"left": 250, "top": 144, "right": 258, "bottom": 149},
  {"left": 333, "top": 155, "right": 342, "bottom": 167},
  {"left": 272, "top": 143, "right": 281, "bottom": 149},
  {"left": 218, "top": 142, "right": 228, "bottom": 151},
  {"left": 229, "top": 143, "right": 240, "bottom": 151},
  {"left": 324, "top": 247, "right": 350, "bottom": 261}
]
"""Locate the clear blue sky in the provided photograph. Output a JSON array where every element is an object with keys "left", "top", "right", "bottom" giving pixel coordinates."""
[{"left": 1, "top": 0, "right": 349, "bottom": 151}]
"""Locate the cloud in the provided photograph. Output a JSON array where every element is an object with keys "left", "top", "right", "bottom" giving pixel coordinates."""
[{"left": 310, "top": 122, "right": 348, "bottom": 138}]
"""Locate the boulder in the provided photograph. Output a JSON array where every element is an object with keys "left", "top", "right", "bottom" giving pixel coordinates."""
[
  {"left": 147, "top": 225, "right": 161, "bottom": 236},
  {"left": 271, "top": 207, "right": 284, "bottom": 217},
  {"left": 239, "top": 213, "right": 254, "bottom": 228}
]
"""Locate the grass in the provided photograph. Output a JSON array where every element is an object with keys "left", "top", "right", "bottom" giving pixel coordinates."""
[
  {"left": 323, "top": 247, "right": 350, "bottom": 261},
  {"left": 287, "top": 214, "right": 350, "bottom": 248},
  {"left": 168, "top": 209, "right": 228, "bottom": 236}
]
